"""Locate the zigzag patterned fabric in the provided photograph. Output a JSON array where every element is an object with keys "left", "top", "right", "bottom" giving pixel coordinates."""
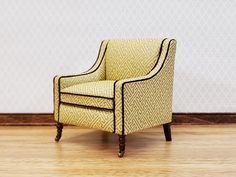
[
  {"left": 60, "top": 103, "right": 114, "bottom": 133},
  {"left": 105, "top": 39, "right": 164, "bottom": 80},
  {"left": 54, "top": 38, "right": 176, "bottom": 135},
  {"left": 60, "top": 80, "right": 115, "bottom": 109},
  {"left": 53, "top": 40, "right": 109, "bottom": 121}
]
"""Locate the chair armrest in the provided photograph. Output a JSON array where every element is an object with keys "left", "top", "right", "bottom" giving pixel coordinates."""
[
  {"left": 114, "top": 39, "right": 176, "bottom": 135},
  {"left": 53, "top": 40, "right": 109, "bottom": 121},
  {"left": 56, "top": 40, "right": 109, "bottom": 90}
]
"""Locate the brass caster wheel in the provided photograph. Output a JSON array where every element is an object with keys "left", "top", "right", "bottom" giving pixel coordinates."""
[
  {"left": 118, "top": 151, "right": 125, "bottom": 158},
  {"left": 55, "top": 135, "right": 61, "bottom": 142},
  {"left": 118, "top": 135, "right": 126, "bottom": 158}
]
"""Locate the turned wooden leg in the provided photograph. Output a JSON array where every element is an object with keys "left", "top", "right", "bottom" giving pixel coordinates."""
[
  {"left": 118, "top": 135, "right": 126, "bottom": 158},
  {"left": 163, "top": 123, "right": 172, "bottom": 141},
  {"left": 55, "top": 122, "right": 63, "bottom": 142}
]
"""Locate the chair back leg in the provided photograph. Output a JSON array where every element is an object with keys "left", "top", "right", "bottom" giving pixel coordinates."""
[{"left": 163, "top": 123, "right": 172, "bottom": 141}]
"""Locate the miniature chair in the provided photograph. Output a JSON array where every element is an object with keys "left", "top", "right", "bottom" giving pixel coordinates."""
[{"left": 54, "top": 38, "right": 176, "bottom": 157}]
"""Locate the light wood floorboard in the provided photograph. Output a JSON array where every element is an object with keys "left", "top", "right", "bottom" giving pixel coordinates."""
[{"left": 0, "top": 125, "right": 236, "bottom": 177}]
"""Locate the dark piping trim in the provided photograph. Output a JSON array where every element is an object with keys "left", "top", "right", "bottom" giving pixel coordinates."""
[
  {"left": 61, "top": 92, "right": 114, "bottom": 100},
  {"left": 149, "top": 38, "right": 167, "bottom": 73},
  {"left": 60, "top": 102, "right": 114, "bottom": 111},
  {"left": 113, "top": 80, "right": 118, "bottom": 133},
  {"left": 53, "top": 76, "right": 57, "bottom": 121},
  {"left": 60, "top": 41, "right": 108, "bottom": 79}
]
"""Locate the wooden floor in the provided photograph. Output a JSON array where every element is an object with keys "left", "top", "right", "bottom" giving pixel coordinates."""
[{"left": 0, "top": 125, "right": 236, "bottom": 177}]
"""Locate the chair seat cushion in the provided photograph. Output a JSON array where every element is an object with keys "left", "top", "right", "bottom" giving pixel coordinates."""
[{"left": 60, "top": 80, "right": 115, "bottom": 110}]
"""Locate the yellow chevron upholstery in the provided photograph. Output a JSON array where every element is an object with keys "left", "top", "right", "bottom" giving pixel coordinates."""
[{"left": 54, "top": 38, "right": 176, "bottom": 135}]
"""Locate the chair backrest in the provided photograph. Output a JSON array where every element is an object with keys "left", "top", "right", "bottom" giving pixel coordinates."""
[{"left": 105, "top": 38, "right": 166, "bottom": 80}]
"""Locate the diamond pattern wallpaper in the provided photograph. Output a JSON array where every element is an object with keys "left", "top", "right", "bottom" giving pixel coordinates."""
[{"left": 0, "top": 0, "right": 235, "bottom": 112}]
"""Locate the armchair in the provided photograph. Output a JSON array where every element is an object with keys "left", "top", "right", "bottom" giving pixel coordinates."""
[{"left": 54, "top": 38, "right": 177, "bottom": 157}]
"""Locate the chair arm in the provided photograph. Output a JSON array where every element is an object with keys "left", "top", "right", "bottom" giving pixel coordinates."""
[
  {"left": 114, "top": 39, "right": 176, "bottom": 135},
  {"left": 56, "top": 40, "right": 109, "bottom": 90},
  {"left": 53, "top": 40, "right": 109, "bottom": 121}
]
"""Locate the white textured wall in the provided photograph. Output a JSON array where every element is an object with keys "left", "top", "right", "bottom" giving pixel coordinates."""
[{"left": 0, "top": 0, "right": 235, "bottom": 113}]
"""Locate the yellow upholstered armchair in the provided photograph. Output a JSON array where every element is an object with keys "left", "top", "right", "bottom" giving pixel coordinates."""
[{"left": 54, "top": 38, "right": 176, "bottom": 157}]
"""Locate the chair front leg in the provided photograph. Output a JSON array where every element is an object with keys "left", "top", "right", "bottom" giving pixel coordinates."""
[
  {"left": 55, "top": 122, "right": 63, "bottom": 142},
  {"left": 163, "top": 123, "right": 172, "bottom": 141},
  {"left": 118, "top": 135, "right": 126, "bottom": 158}
]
